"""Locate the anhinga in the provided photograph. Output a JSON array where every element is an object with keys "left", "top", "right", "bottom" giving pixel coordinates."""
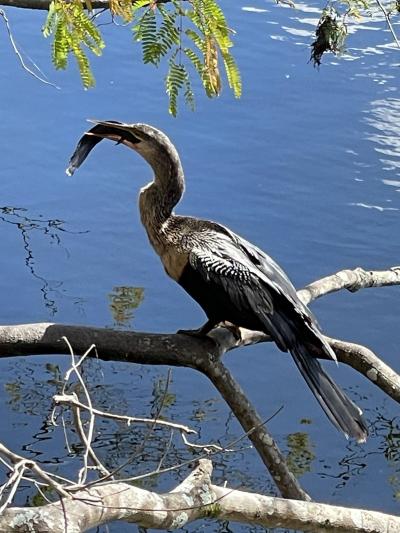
[{"left": 67, "top": 120, "right": 368, "bottom": 443}]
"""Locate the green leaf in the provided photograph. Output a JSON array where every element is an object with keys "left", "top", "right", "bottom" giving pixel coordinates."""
[
  {"left": 43, "top": 0, "right": 104, "bottom": 88},
  {"left": 165, "top": 60, "right": 188, "bottom": 116}
]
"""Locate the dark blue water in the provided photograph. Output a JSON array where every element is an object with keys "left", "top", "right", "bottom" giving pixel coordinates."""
[{"left": 0, "top": 0, "right": 399, "bottom": 530}]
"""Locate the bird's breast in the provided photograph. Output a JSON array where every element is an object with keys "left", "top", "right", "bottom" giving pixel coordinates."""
[{"left": 160, "top": 247, "right": 190, "bottom": 281}]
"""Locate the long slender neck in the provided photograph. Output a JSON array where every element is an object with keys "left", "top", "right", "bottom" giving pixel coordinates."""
[{"left": 137, "top": 135, "right": 185, "bottom": 248}]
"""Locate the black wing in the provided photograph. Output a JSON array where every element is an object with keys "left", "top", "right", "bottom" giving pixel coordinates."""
[
  {"left": 188, "top": 230, "right": 328, "bottom": 355},
  {"left": 188, "top": 230, "right": 367, "bottom": 442}
]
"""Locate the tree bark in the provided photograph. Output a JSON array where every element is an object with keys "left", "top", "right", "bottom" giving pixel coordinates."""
[
  {"left": 0, "top": 266, "right": 399, "bottom": 501},
  {"left": 1, "top": 459, "right": 399, "bottom": 533}
]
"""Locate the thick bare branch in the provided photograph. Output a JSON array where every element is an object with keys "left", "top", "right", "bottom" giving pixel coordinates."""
[
  {"left": 298, "top": 266, "right": 400, "bottom": 305},
  {"left": 198, "top": 357, "right": 309, "bottom": 501},
  {"left": 327, "top": 336, "right": 400, "bottom": 403},
  {"left": 0, "top": 324, "right": 302, "bottom": 499},
  {"left": 211, "top": 484, "right": 400, "bottom": 533},
  {"left": 1, "top": 459, "right": 399, "bottom": 532},
  {"left": 0, "top": 266, "right": 398, "bottom": 501}
]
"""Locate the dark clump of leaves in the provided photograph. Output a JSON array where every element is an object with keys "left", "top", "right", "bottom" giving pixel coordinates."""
[{"left": 310, "top": 7, "right": 347, "bottom": 67}]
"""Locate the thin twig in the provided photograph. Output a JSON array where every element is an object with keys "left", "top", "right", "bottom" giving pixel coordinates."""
[
  {"left": 61, "top": 339, "right": 110, "bottom": 483},
  {"left": 88, "top": 405, "right": 284, "bottom": 488},
  {"left": 0, "top": 443, "right": 71, "bottom": 498},
  {"left": 375, "top": 0, "right": 400, "bottom": 49},
  {"left": 0, "top": 461, "right": 27, "bottom": 514},
  {"left": 0, "top": 9, "right": 60, "bottom": 88},
  {"left": 156, "top": 429, "right": 174, "bottom": 472},
  {"left": 53, "top": 393, "right": 197, "bottom": 434}
]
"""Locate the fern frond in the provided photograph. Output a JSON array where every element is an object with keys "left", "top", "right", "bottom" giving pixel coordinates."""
[
  {"left": 184, "top": 75, "right": 195, "bottom": 111},
  {"left": 186, "top": 0, "right": 240, "bottom": 99},
  {"left": 133, "top": 5, "right": 180, "bottom": 66},
  {"left": 132, "top": 0, "right": 151, "bottom": 15},
  {"left": 185, "top": 28, "right": 205, "bottom": 53},
  {"left": 165, "top": 60, "right": 187, "bottom": 116},
  {"left": 221, "top": 49, "right": 241, "bottom": 97},
  {"left": 43, "top": 0, "right": 104, "bottom": 88},
  {"left": 71, "top": 42, "right": 95, "bottom": 88},
  {"left": 183, "top": 46, "right": 203, "bottom": 73},
  {"left": 53, "top": 18, "right": 69, "bottom": 69}
]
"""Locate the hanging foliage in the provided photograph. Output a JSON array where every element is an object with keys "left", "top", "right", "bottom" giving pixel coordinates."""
[
  {"left": 310, "top": 7, "right": 347, "bottom": 67},
  {"left": 42, "top": 0, "right": 104, "bottom": 88},
  {"left": 43, "top": 0, "right": 241, "bottom": 114}
]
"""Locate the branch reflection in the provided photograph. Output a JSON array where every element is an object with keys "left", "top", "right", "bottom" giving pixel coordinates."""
[
  {"left": 0, "top": 206, "right": 87, "bottom": 315},
  {"left": 108, "top": 286, "right": 144, "bottom": 327}
]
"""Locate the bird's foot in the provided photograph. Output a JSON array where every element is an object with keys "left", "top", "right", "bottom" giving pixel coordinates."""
[{"left": 223, "top": 322, "right": 242, "bottom": 342}]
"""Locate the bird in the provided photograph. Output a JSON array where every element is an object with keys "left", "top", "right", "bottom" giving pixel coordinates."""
[{"left": 66, "top": 120, "right": 368, "bottom": 443}]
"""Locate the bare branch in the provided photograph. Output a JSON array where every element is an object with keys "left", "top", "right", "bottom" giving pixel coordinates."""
[
  {"left": 298, "top": 266, "right": 400, "bottom": 305},
  {"left": 0, "top": 9, "right": 59, "bottom": 88},
  {"left": 326, "top": 336, "right": 400, "bottom": 403},
  {"left": 199, "top": 357, "right": 310, "bottom": 501},
  {"left": 0, "top": 443, "right": 71, "bottom": 499},
  {"left": 374, "top": 0, "right": 400, "bottom": 49},
  {"left": 0, "top": 265, "right": 398, "bottom": 501},
  {"left": 211, "top": 483, "right": 400, "bottom": 533},
  {"left": 54, "top": 393, "right": 197, "bottom": 434},
  {"left": 63, "top": 340, "right": 105, "bottom": 484},
  {"left": 1, "top": 459, "right": 399, "bottom": 532}
]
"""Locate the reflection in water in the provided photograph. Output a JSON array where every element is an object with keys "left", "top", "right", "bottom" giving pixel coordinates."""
[
  {"left": 373, "top": 414, "right": 400, "bottom": 501},
  {"left": 315, "top": 408, "right": 400, "bottom": 501},
  {"left": 108, "top": 286, "right": 144, "bottom": 327},
  {"left": 5, "top": 360, "right": 63, "bottom": 417},
  {"left": 285, "top": 431, "right": 315, "bottom": 477},
  {"left": 0, "top": 206, "right": 87, "bottom": 315},
  {"left": 6, "top": 357, "right": 400, "bottom": 527}
]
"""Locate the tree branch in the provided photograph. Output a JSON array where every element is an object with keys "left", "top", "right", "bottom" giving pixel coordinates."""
[
  {"left": 0, "top": 322, "right": 306, "bottom": 500},
  {"left": 1, "top": 459, "right": 399, "bottom": 532},
  {"left": 0, "top": 266, "right": 398, "bottom": 501},
  {"left": 199, "top": 357, "right": 309, "bottom": 501},
  {"left": 0, "top": 0, "right": 169, "bottom": 10},
  {"left": 211, "top": 482, "right": 400, "bottom": 533},
  {"left": 298, "top": 266, "right": 400, "bottom": 305}
]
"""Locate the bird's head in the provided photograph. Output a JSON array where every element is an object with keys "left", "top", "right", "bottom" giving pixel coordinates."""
[{"left": 66, "top": 120, "right": 182, "bottom": 179}]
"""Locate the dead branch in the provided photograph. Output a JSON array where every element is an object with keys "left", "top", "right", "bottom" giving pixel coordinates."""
[
  {"left": 298, "top": 266, "right": 400, "bottom": 305},
  {"left": 54, "top": 393, "right": 196, "bottom": 434},
  {"left": 0, "top": 266, "right": 398, "bottom": 501},
  {"left": 0, "top": 9, "right": 59, "bottom": 88},
  {"left": 0, "top": 459, "right": 399, "bottom": 533}
]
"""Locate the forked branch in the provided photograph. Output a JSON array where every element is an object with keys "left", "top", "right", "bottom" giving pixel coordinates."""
[
  {"left": 1, "top": 459, "right": 399, "bottom": 532},
  {"left": 0, "top": 265, "right": 398, "bottom": 501}
]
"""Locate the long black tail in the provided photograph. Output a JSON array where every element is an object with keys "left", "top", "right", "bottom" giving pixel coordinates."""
[{"left": 291, "top": 344, "right": 368, "bottom": 442}]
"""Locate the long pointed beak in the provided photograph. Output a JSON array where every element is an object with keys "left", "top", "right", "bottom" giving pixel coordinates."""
[{"left": 66, "top": 120, "right": 141, "bottom": 176}]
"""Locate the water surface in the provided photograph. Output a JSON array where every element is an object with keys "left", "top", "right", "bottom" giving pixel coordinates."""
[{"left": 0, "top": 0, "right": 399, "bottom": 530}]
